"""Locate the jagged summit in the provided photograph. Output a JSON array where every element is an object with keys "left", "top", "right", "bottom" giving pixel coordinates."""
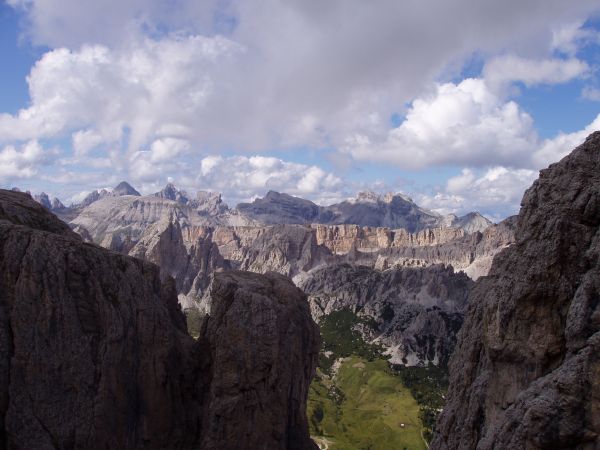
[
  {"left": 353, "top": 191, "right": 413, "bottom": 204},
  {"left": 154, "top": 182, "right": 190, "bottom": 204},
  {"left": 32, "top": 191, "right": 67, "bottom": 212},
  {"left": 113, "top": 181, "right": 141, "bottom": 196}
]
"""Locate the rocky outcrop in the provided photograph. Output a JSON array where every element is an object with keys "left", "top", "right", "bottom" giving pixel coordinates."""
[
  {"left": 71, "top": 195, "right": 191, "bottom": 248},
  {"left": 432, "top": 132, "right": 600, "bottom": 449},
  {"left": 311, "top": 224, "right": 466, "bottom": 253},
  {"left": 219, "top": 225, "right": 332, "bottom": 278},
  {"left": 198, "top": 271, "right": 320, "bottom": 450},
  {"left": 299, "top": 263, "right": 472, "bottom": 366},
  {"left": 237, "top": 191, "right": 321, "bottom": 224},
  {"left": 0, "top": 189, "right": 319, "bottom": 449},
  {"left": 129, "top": 219, "right": 229, "bottom": 309}
]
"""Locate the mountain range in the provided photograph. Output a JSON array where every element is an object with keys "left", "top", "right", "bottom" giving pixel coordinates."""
[{"left": 29, "top": 181, "right": 492, "bottom": 233}]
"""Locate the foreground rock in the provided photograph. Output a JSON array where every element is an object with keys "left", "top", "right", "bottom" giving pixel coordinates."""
[
  {"left": 0, "top": 190, "right": 319, "bottom": 449},
  {"left": 198, "top": 271, "right": 320, "bottom": 450},
  {"left": 432, "top": 132, "right": 600, "bottom": 449}
]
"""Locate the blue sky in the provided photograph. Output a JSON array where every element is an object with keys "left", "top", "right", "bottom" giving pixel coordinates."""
[{"left": 0, "top": 0, "right": 599, "bottom": 220}]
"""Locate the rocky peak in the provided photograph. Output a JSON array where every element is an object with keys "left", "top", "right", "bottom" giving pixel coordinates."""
[
  {"left": 155, "top": 182, "right": 189, "bottom": 204},
  {"left": 51, "top": 197, "right": 66, "bottom": 210},
  {"left": 236, "top": 191, "right": 321, "bottom": 224},
  {"left": 192, "top": 190, "right": 229, "bottom": 215},
  {"left": 432, "top": 131, "right": 600, "bottom": 449},
  {"left": 198, "top": 271, "right": 320, "bottom": 449},
  {"left": 112, "top": 181, "right": 141, "bottom": 197},
  {"left": 80, "top": 188, "right": 110, "bottom": 207},
  {"left": 355, "top": 191, "right": 381, "bottom": 203},
  {"left": 33, "top": 192, "right": 52, "bottom": 209}
]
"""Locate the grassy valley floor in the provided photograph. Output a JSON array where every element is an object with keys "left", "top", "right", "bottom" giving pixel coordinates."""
[{"left": 308, "top": 356, "right": 427, "bottom": 450}]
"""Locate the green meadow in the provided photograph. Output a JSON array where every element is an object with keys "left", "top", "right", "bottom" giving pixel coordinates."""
[
  {"left": 308, "top": 356, "right": 428, "bottom": 450},
  {"left": 308, "top": 308, "right": 436, "bottom": 450}
]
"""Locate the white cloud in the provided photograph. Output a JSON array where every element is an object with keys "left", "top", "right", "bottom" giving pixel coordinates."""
[
  {"left": 195, "top": 155, "right": 344, "bottom": 205},
  {"left": 0, "top": 140, "right": 52, "bottom": 181},
  {"left": 483, "top": 55, "right": 589, "bottom": 91},
  {"left": 552, "top": 21, "right": 600, "bottom": 55},
  {"left": 532, "top": 113, "right": 600, "bottom": 167},
  {"left": 582, "top": 86, "right": 600, "bottom": 101},
  {"left": 0, "top": 36, "right": 242, "bottom": 150},
  {"left": 149, "top": 138, "right": 190, "bottom": 163},
  {"left": 419, "top": 166, "right": 538, "bottom": 219},
  {"left": 3, "top": 1, "right": 600, "bottom": 157},
  {"left": 342, "top": 78, "right": 538, "bottom": 169},
  {"left": 72, "top": 129, "right": 103, "bottom": 156}
]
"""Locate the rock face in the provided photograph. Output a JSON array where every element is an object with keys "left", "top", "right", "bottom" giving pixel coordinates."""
[
  {"left": 198, "top": 271, "right": 320, "bottom": 450},
  {"left": 129, "top": 220, "right": 230, "bottom": 310},
  {"left": 432, "top": 132, "right": 600, "bottom": 450},
  {"left": 0, "top": 190, "right": 319, "bottom": 449},
  {"left": 299, "top": 263, "right": 472, "bottom": 366},
  {"left": 0, "top": 190, "right": 200, "bottom": 449},
  {"left": 113, "top": 181, "right": 141, "bottom": 196},
  {"left": 237, "top": 191, "right": 321, "bottom": 224}
]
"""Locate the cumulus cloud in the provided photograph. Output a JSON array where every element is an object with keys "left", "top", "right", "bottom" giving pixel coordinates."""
[
  {"left": 3, "top": 1, "right": 600, "bottom": 154},
  {"left": 483, "top": 55, "right": 589, "bottom": 91},
  {"left": 419, "top": 166, "right": 538, "bottom": 219},
  {"left": 0, "top": 36, "right": 241, "bottom": 151},
  {"left": 0, "top": 140, "right": 53, "bottom": 181},
  {"left": 532, "top": 113, "right": 600, "bottom": 167},
  {"left": 194, "top": 155, "right": 345, "bottom": 205},
  {"left": 342, "top": 78, "right": 538, "bottom": 169},
  {"left": 552, "top": 21, "right": 600, "bottom": 55}
]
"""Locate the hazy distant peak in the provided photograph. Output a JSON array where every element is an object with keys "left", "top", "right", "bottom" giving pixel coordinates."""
[
  {"left": 353, "top": 191, "right": 415, "bottom": 205},
  {"left": 113, "top": 181, "right": 140, "bottom": 197}
]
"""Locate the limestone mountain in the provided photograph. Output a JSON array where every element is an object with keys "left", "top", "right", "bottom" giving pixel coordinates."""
[
  {"left": 431, "top": 132, "right": 600, "bottom": 449},
  {"left": 237, "top": 190, "right": 492, "bottom": 232},
  {"left": 0, "top": 189, "right": 319, "bottom": 449}
]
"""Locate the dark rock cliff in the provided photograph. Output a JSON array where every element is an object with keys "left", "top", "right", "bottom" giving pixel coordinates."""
[
  {"left": 198, "top": 271, "right": 320, "bottom": 450},
  {"left": 431, "top": 132, "right": 600, "bottom": 449},
  {"left": 0, "top": 190, "right": 319, "bottom": 449}
]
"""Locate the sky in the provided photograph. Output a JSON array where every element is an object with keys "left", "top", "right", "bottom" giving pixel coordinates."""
[{"left": 0, "top": 0, "right": 599, "bottom": 220}]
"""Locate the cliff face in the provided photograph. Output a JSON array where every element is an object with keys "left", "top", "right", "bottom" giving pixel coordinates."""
[
  {"left": 299, "top": 263, "right": 472, "bottom": 366},
  {"left": 198, "top": 271, "right": 320, "bottom": 450},
  {"left": 0, "top": 191, "right": 200, "bottom": 449},
  {"left": 432, "top": 132, "right": 600, "bottom": 450},
  {"left": 0, "top": 190, "right": 319, "bottom": 449}
]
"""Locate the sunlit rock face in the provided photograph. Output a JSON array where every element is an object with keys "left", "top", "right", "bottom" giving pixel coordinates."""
[{"left": 432, "top": 132, "right": 600, "bottom": 450}]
